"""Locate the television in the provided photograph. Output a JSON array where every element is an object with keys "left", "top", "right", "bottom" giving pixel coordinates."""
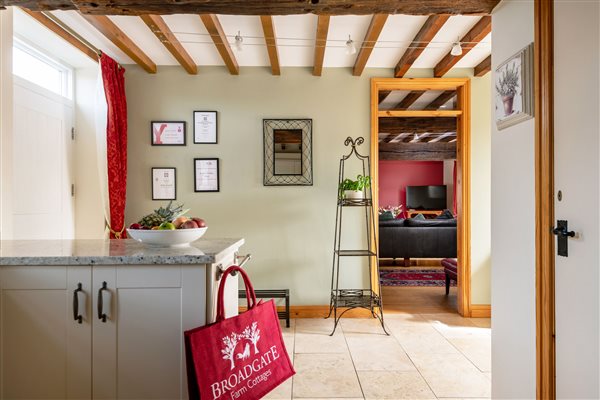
[{"left": 405, "top": 185, "right": 447, "bottom": 210}]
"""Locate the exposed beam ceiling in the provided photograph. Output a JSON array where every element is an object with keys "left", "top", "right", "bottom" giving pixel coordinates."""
[
  {"left": 312, "top": 15, "right": 330, "bottom": 76},
  {"left": 394, "top": 91, "right": 426, "bottom": 109},
  {"left": 379, "top": 142, "right": 457, "bottom": 160},
  {"left": 20, "top": 9, "right": 98, "bottom": 62},
  {"left": 352, "top": 14, "right": 388, "bottom": 77},
  {"left": 428, "top": 131, "right": 456, "bottom": 143},
  {"left": 6, "top": 1, "right": 501, "bottom": 16},
  {"left": 380, "top": 132, "right": 412, "bottom": 143},
  {"left": 378, "top": 117, "right": 456, "bottom": 135},
  {"left": 425, "top": 90, "right": 456, "bottom": 109},
  {"left": 81, "top": 14, "right": 156, "bottom": 72},
  {"left": 394, "top": 15, "right": 450, "bottom": 77},
  {"left": 378, "top": 90, "right": 392, "bottom": 104},
  {"left": 140, "top": 14, "right": 197, "bottom": 74},
  {"left": 434, "top": 16, "right": 492, "bottom": 77},
  {"left": 199, "top": 14, "right": 239, "bottom": 75},
  {"left": 474, "top": 55, "right": 491, "bottom": 76},
  {"left": 260, "top": 15, "right": 280, "bottom": 75}
]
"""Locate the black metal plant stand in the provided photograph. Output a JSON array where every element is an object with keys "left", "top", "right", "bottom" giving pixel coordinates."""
[{"left": 326, "top": 137, "right": 389, "bottom": 336}]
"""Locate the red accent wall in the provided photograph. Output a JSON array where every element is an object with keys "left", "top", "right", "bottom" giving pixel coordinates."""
[{"left": 378, "top": 160, "right": 444, "bottom": 210}]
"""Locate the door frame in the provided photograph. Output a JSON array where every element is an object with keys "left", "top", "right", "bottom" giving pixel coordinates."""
[
  {"left": 369, "top": 77, "right": 472, "bottom": 317},
  {"left": 534, "top": 0, "right": 556, "bottom": 398}
]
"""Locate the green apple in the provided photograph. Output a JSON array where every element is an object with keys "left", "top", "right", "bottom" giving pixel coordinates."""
[{"left": 158, "top": 222, "right": 176, "bottom": 230}]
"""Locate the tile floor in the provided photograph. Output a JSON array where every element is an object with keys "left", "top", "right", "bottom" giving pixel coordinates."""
[{"left": 266, "top": 314, "right": 491, "bottom": 400}]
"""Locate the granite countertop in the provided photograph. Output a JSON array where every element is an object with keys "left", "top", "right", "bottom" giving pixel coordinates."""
[{"left": 0, "top": 238, "right": 245, "bottom": 266}]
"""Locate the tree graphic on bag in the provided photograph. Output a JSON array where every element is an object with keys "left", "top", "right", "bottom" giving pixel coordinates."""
[{"left": 220, "top": 322, "right": 262, "bottom": 370}]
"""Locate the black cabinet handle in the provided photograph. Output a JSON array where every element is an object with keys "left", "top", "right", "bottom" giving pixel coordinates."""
[
  {"left": 97, "top": 281, "right": 108, "bottom": 322},
  {"left": 73, "top": 283, "right": 83, "bottom": 324}
]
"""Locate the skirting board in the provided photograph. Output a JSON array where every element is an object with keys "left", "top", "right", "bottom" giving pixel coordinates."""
[
  {"left": 470, "top": 304, "right": 491, "bottom": 318},
  {"left": 240, "top": 305, "right": 491, "bottom": 318}
]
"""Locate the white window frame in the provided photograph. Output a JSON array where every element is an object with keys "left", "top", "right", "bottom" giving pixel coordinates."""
[{"left": 12, "top": 36, "right": 74, "bottom": 100}]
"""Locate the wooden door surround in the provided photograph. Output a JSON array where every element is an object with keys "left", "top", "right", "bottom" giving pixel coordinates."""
[{"left": 370, "top": 78, "right": 472, "bottom": 317}]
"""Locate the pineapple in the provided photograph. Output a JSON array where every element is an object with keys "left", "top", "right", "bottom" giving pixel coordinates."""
[{"left": 138, "top": 201, "right": 189, "bottom": 228}]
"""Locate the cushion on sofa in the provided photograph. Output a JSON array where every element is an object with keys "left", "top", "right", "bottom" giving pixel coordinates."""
[
  {"left": 405, "top": 218, "right": 457, "bottom": 227},
  {"left": 379, "top": 219, "right": 405, "bottom": 227},
  {"left": 436, "top": 209, "right": 455, "bottom": 219},
  {"left": 379, "top": 211, "right": 394, "bottom": 221}
]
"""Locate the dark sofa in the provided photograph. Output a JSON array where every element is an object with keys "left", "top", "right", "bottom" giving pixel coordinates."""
[{"left": 379, "top": 218, "right": 457, "bottom": 263}]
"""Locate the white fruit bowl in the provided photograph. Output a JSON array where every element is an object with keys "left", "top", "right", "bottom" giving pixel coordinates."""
[{"left": 127, "top": 227, "right": 207, "bottom": 247}]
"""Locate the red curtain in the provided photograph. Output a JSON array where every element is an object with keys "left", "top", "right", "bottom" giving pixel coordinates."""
[
  {"left": 100, "top": 54, "right": 128, "bottom": 239},
  {"left": 453, "top": 160, "right": 457, "bottom": 216}
]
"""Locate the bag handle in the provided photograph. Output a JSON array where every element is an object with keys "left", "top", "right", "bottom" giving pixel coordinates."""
[{"left": 216, "top": 265, "right": 257, "bottom": 322}]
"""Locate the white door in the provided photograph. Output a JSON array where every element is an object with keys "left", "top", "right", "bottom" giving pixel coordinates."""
[
  {"left": 12, "top": 77, "right": 74, "bottom": 239},
  {"left": 554, "top": 1, "right": 600, "bottom": 398},
  {"left": 0, "top": 266, "right": 92, "bottom": 399}
]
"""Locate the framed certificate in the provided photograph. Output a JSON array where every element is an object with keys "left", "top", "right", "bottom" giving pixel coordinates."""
[
  {"left": 194, "top": 158, "right": 219, "bottom": 192},
  {"left": 152, "top": 168, "right": 176, "bottom": 200},
  {"left": 151, "top": 121, "right": 186, "bottom": 145},
  {"left": 193, "top": 111, "right": 218, "bottom": 144}
]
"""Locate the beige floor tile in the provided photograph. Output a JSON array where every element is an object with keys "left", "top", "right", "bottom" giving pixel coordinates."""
[
  {"left": 292, "top": 353, "right": 363, "bottom": 398},
  {"left": 390, "top": 325, "right": 461, "bottom": 356},
  {"left": 358, "top": 370, "right": 436, "bottom": 399},
  {"left": 410, "top": 353, "right": 491, "bottom": 398},
  {"left": 469, "top": 318, "right": 491, "bottom": 328},
  {"left": 420, "top": 314, "right": 490, "bottom": 339},
  {"left": 294, "top": 318, "right": 348, "bottom": 354},
  {"left": 340, "top": 318, "right": 389, "bottom": 335},
  {"left": 264, "top": 376, "right": 292, "bottom": 400},
  {"left": 449, "top": 336, "right": 492, "bottom": 372},
  {"left": 345, "top": 334, "right": 416, "bottom": 372},
  {"left": 484, "top": 372, "right": 492, "bottom": 381}
]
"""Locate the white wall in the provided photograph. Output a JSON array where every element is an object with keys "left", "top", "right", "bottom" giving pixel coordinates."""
[
  {"left": 0, "top": 8, "right": 13, "bottom": 240},
  {"left": 490, "top": 1, "right": 536, "bottom": 398}
]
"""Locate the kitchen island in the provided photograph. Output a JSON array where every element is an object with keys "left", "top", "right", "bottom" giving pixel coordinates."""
[{"left": 0, "top": 238, "right": 245, "bottom": 400}]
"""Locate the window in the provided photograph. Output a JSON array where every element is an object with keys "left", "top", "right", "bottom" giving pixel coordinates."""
[{"left": 12, "top": 39, "right": 73, "bottom": 99}]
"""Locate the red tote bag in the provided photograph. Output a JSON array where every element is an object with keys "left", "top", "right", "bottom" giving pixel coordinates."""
[{"left": 185, "top": 265, "right": 295, "bottom": 400}]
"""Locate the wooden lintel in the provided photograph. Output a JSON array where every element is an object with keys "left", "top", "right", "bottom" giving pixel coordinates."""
[
  {"left": 81, "top": 14, "right": 156, "bottom": 73},
  {"left": 9, "top": 1, "right": 501, "bottom": 16},
  {"left": 394, "top": 90, "right": 425, "bottom": 109},
  {"left": 200, "top": 14, "right": 239, "bottom": 75},
  {"left": 434, "top": 16, "right": 491, "bottom": 77},
  {"left": 352, "top": 14, "right": 388, "bottom": 76},
  {"left": 260, "top": 16, "right": 280, "bottom": 75},
  {"left": 378, "top": 117, "right": 457, "bottom": 135},
  {"left": 20, "top": 9, "right": 98, "bottom": 62},
  {"left": 425, "top": 90, "right": 456, "bottom": 109},
  {"left": 313, "top": 15, "right": 330, "bottom": 76},
  {"left": 379, "top": 142, "right": 457, "bottom": 160},
  {"left": 394, "top": 14, "right": 450, "bottom": 77},
  {"left": 474, "top": 55, "right": 491, "bottom": 77},
  {"left": 140, "top": 14, "right": 197, "bottom": 74},
  {"left": 379, "top": 110, "right": 462, "bottom": 118}
]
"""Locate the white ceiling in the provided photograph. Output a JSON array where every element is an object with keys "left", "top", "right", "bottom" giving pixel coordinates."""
[{"left": 14, "top": 9, "right": 492, "bottom": 72}]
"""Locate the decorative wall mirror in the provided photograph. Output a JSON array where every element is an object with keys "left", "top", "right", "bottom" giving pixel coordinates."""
[{"left": 263, "top": 119, "right": 313, "bottom": 186}]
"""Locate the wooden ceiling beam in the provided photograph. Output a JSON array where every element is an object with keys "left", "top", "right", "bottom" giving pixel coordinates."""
[
  {"left": 352, "top": 14, "right": 388, "bottom": 76},
  {"left": 379, "top": 132, "right": 412, "bottom": 143},
  {"left": 378, "top": 117, "right": 456, "bottom": 135},
  {"left": 140, "top": 14, "right": 196, "bottom": 74},
  {"left": 199, "top": 14, "right": 239, "bottom": 75},
  {"left": 425, "top": 90, "right": 456, "bottom": 109},
  {"left": 379, "top": 142, "right": 456, "bottom": 161},
  {"left": 378, "top": 90, "right": 392, "bottom": 104},
  {"left": 260, "top": 15, "right": 280, "bottom": 75},
  {"left": 81, "top": 14, "right": 156, "bottom": 73},
  {"left": 427, "top": 132, "right": 456, "bottom": 143},
  {"left": 7, "top": 1, "right": 502, "bottom": 16},
  {"left": 394, "top": 14, "right": 450, "bottom": 77},
  {"left": 313, "top": 15, "right": 330, "bottom": 76},
  {"left": 20, "top": 9, "right": 98, "bottom": 62},
  {"left": 394, "top": 91, "right": 426, "bottom": 109},
  {"left": 434, "top": 16, "right": 492, "bottom": 77},
  {"left": 474, "top": 55, "right": 491, "bottom": 76}
]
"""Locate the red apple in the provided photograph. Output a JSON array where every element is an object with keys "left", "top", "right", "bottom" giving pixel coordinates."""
[
  {"left": 129, "top": 223, "right": 142, "bottom": 230},
  {"left": 191, "top": 217, "right": 206, "bottom": 228},
  {"left": 181, "top": 220, "right": 199, "bottom": 229}
]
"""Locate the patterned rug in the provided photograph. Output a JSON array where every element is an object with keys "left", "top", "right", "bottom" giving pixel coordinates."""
[{"left": 379, "top": 268, "right": 456, "bottom": 287}]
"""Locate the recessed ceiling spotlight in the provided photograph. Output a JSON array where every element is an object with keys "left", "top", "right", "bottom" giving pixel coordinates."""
[
  {"left": 451, "top": 37, "right": 462, "bottom": 56},
  {"left": 346, "top": 35, "right": 357, "bottom": 55},
  {"left": 234, "top": 31, "right": 243, "bottom": 51}
]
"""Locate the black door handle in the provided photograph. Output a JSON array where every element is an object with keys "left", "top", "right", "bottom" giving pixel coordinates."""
[
  {"left": 73, "top": 283, "right": 83, "bottom": 324},
  {"left": 552, "top": 226, "right": 575, "bottom": 237},
  {"left": 97, "top": 281, "right": 108, "bottom": 322}
]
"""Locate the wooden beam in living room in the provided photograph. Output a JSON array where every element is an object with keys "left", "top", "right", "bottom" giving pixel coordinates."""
[
  {"left": 394, "top": 14, "right": 450, "bottom": 77},
  {"left": 7, "top": 1, "right": 501, "bottom": 16},
  {"left": 474, "top": 55, "right": 491, "bottom": 76},
  {"left": 81, "top": 14, "right": 156, "bottom": 73},
  {"left": 379, "top": 110, "right": 462, "bottom": 118},
  {"left": 425, "top": 90, "right": 456, "bottom": 109},
  {"left": 378, "top": 90, "right": 392, "bottom": 104},
  {"left": 260, "top": 15, "right": 280, "bottom": 75},
  {"left": 379, "top": 142, "right": 457, "bottom": 160},
  {"left": 313, "top": 15, "right": 330, "bottom": 76},
  {"left": 393, "top": 90, "right": 426, "bottom": 109},
  {"left": 378, "top": 117, "right": 457, "bottom": 135},
  {"left": 140, "top": 14, "right": 197, "bottom": 74},
  {"left": 434, "top": 16, "right": 492, "bottom": 77},
  {"left": 200, "top": 14, "right": 239, "bottom": 75},
  {"left": 427, "top": 132, "right": 456, "bottom": 143},
  {"left": 353, "top": 14, "right": 388, "bottom": 76},
  {"left": 378, "top": 132, "right": 412, "bottom": 143}
]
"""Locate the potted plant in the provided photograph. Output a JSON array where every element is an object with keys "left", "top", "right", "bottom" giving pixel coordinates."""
[
  {"left": 496, "top": 62, "right": 520, "bottom": 116},
  {"left": 340, "top": 175, "right": 371, "bottom": 200}
]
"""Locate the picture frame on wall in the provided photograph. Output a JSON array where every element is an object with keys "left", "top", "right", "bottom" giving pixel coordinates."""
[
  {"left": 193, "top": 111, "right": 218, "bottom": 144},
  {"left": 494, "top": 43, "right": 534, "bottom": 130},
  {"left": 194, "top": 158, "right": 220, "bottom": 192},
  {"left": 151, "top": 121, "right": 186, "bottom": 145},
  {"left": 152, "top": 167, "right": 176, "bottom": 200}
]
